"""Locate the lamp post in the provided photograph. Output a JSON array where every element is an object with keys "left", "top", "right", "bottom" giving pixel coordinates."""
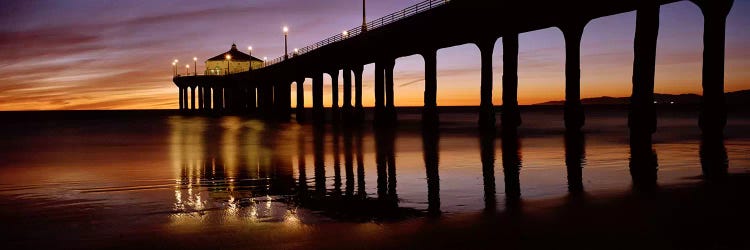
[
  {"left": 185, "top": 64, "right": 190, "bottom": 75},
  {"left": 193, "top": 57, "right": 197, "bottom": 75},
  {"left": 362, "top": 0, "right": 367, "bottom": 31},
  {"left": 343, "top": 30, "right": 349, "bottom": 38},
  {"left": 283, "top": 26, "right": 289, "bottom": 60},
  {"left": 263, "top": 57, "right": 267, "bottom": 67},
  {"left": 173, "top": 59, "right": 179, "bottom": 76},
  {"left": 293, "top": 48, "right": 299, "bottom": 57},
  {"left": 225, "top": 54, "right": 232, "bottom": 75}
]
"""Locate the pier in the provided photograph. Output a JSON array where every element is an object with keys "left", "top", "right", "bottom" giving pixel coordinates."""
[{"left": 173, "top": 0, "right": 734, "bottom": 134}]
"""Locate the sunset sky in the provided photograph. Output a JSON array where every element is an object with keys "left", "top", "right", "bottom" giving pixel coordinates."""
[{"left": 0, "top": 0, "right": 748, "bottom": 110}]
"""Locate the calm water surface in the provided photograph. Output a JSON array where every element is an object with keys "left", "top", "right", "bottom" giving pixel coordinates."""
[{"left": 1, "top": 106, "right": 749, "bottom": 249}]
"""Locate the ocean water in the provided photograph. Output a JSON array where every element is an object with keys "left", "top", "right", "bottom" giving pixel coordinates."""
[{"left": 0, "top": 106, "right": 749, "bottom": 249}]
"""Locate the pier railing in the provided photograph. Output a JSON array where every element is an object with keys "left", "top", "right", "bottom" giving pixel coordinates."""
[{"left": 264, "top": 0, "right": 451, "bottom": 67}]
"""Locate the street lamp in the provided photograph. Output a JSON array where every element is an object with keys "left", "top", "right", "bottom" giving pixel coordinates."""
[
  {"left": 263, "top": 56, "right": 268, "bottom": 67},
  {"left": 362, "top": 0, "right": 367, "bottom": 32},
  {"left": 248, "top": 46, "right": 253, "bottom": 57},
  {"left": 293, "top": 48, "right": 299, "bottom": 57},
  {"left": 342, "top": 30, "right": 349, "bottom": 38},
  {"left": 225, "top": 54, "right": 232, "bottom": 75},
  {"left": 283, "top": 26, "right": 289, "bottom": 60},
  {"left": 193, "top": 57, "right": 197, "bottom": 75},
  {"left": 172, "top": 61, "right": 177, "bottom": 76},
  {"left": 185, "top": 64, "right": 190, "bottom": 75}
]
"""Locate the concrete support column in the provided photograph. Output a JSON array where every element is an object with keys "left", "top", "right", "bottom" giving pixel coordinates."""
[
  {"left": 256, "top": 85, "right": 265, "bottom": 112},
  {"left": 343, "top": 68, "right": 353, "bottom": 110},
  {"left": 178, "top": 87, "right": 184, "bottom": 110},
  {"left": 502, "top": 34, "right": 521, "bottom": 129},
  {"left": 354, "top": 65, "right": 364, "bottom": 110},
  {"left": 693, "top": 0, "right": 733, "bottom": 135},
  {"left": 213, "top": 87, "right": 223, "bottom": 111},
  {"left": 374, "top": 62, "right": 385, "bottom": 111},
  {"left": 423, "top": 50, "right": 438, "bottom": 112},
  {"left": 198, "top": 85, "right": 204, "bottom": 110},
  {"left": 629, "top": 4, "right": 660, "bottom": 135},
  {"left": 330, "top": 70, "right": 340, "bottom": 110},
  {"left": 478, "top": 39, "right": 496, "bottom": 127},
  {"left": 296, "top": 78, "right": 305, "bottom": 120},
  {"left": 273, "top": 83, "right": 282, "bottom": 114},
  {"left": 384, "top": 59, "right": 395, "bottom": 110},
  {"left": 313, "top": 73, "right": 324, "bottom": 118},
  {"left": 190, "top": 86, "right": 196, "bottom": 110},
  {"left": 561, "top": 21, "right": 588, "bottom": 130},
  {"left": 282, "top": 82, "right": 292, "bottom": 118},
  {"left": 182, "top": 87, "right": 189, "bottom": 111},
  {"left": 205, "top": 87, "right": 212, "bottom": 110}
]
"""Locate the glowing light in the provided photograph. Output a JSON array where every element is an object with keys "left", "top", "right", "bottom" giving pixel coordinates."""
[
  {"left": 248, "top": 46, "right": 253, "bottom": 51},
  {"left": 225, "top": 54, "right": 232, "bottom": 60},
  {"left": 342, "top": 30, "right": 348, "bottom": 37},
  {"left": 294, "top": 48, "right": 299, "bottom": 53},
  {"left": 283, "top": 26, "right": 289, "bottom": 34},
  {"left": 185, "top": 64, "right": 189, "bottom": 68},
  {"left": 193, "top": 57, "right": 197, "bottom": 61}
]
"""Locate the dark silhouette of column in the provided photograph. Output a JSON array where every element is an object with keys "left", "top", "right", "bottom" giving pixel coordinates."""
[
  {"left": 343, "top": 67, "right": 353, "bottom": 112},
  {"left": 384, "top": 59, "right": 396, "bottom": 111},
  {"left": 478, "top": 39, "right": 496, "bottom": 127},
  {"left": 313, "top": 73, "right": 324, "bottom": 120},
  {"left": 629, "top": 4, "right": 660, "bottom": 135},
  {"left": 354, "top": 65, "right": 364, "bottom": 112},
  {"left": 564, "top": 130, "right": 586, "bottom": 194},
  {"left": 178, "top": 87, "right": 184, "bottom": 110},
  {"left": 423, "top": 50, "right": 438, "bottom": 114},
  {"left": 296, "top": 78, "right": 305, "bottom": 121},
  {"left": 205, "top": 87, "right": 212, "bottom": 110},
  {"left": 257, "top": 85, "right": 265, "bottom": 113},
  {"left": 693, "top": 0, "right": 734, "bottom": 134},
  {"left": 502, "top": 35, "right": 521, "bottom": 128},
  {"left": 422, "top": 118, "right": 440, "bottom": 216},
  {"left": 374, "top": 61, "right": 385, "bottom": 112},
  {"left": 276, "top": 82, "right": 291, "bottom": 119},
  {"left": 629, "top": 132, "right": 658, "bottom": 192},
  {"left": 198, "top": 86, "right": 204, "bottom": 111},
  {"left": 190, "top": 86, "right": 196, "bottom": 110},
  {"left": 183, "top": 87, "right": 189, "bottom": 111},
  {"left": 479, "top": 127, "right": 497, "bottom": 212},
  {"left": 214, "top": 86, "right": 223, "bottom": 111},
  {"left": 330, "top": 70, "right": 340, "bottom": 110},
  {"left": 273, "top": 83, "right": 281, "bottom": 115},
  {"left": 561, "top": 21, "right": 588, "bottom": 130},
  {"left": 224, "top": 86, "right": 232, "bottom": 112},
  {"left": 700, "top": 133, "right": 728, "bottom": 181}
]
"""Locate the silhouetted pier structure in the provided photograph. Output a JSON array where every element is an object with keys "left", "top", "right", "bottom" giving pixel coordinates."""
[{"left": 174, "top": 0, "right": 734, "bottom": 134}]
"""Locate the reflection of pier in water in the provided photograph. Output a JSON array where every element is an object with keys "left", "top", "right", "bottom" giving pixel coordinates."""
[{"left": 169, "top": 116, "right": 731, "bottom": 221}]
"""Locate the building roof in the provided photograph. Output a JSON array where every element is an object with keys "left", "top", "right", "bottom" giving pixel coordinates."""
[{"left": 207, "top": 44, "right": 263, "bottom": 62}]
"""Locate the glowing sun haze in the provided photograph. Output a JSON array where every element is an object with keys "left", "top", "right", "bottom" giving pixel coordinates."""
[{"left": 0, "top": 0, "right": 748, "bottom": 110}]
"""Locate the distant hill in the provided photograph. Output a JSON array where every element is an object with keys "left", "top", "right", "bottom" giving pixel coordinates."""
[{"left": 534, "top": 90, "right": 750, "bottom": 106}]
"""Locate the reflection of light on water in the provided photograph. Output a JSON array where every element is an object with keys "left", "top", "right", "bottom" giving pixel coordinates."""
[
  {"left": 265, "top": 195, "right": 272, "bottom": 211},
  {"left": 284, "top": 208, "right": 300, "bottom": 225}
]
